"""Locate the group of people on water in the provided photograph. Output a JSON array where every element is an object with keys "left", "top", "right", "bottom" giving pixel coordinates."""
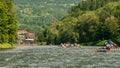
[
  {"left": 60, "top": 40, "right": 119, "bottom": 52},
  {"left": 60, "top": 42, "right": 82, "bottom": 48},
  {"left": 95, "top": 40, "right": 119, "bottom": 52}
]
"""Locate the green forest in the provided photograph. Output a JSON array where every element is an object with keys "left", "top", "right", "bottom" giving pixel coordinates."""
[
  {"left": 14, "top": 0, "right": 82, "bottom": 32},
  {"left": 0, "top": 0, "right": 120, "bottom": 46},
  {"left": 0, "top": 0, "right": 17, "bottom": 44},
  {"left": 38, "top": 0, "right": 120, "bottom": 45}
]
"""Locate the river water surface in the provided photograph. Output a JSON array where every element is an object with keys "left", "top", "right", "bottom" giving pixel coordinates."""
[{"left": 0, "top": 46, "right": 120, "bottom": 68}]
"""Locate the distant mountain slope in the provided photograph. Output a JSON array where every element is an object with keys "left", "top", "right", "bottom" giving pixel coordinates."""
[{"left": 14, "top": 0, "right": 82, "bottom": 31}]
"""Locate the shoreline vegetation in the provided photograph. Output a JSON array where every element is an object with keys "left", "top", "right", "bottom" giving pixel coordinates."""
[
  {"left": 1, "top": 0, "right": 120, "bottom": 47},
  {"left": 0, "top": 0, "right": 17, "bottom": 50},
  {"left": 0, "top": 43, "right": 15, "bottom": 50}
]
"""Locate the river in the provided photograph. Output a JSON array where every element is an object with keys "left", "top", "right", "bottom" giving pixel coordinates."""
[{"left": 0, "top": 46, "right": 120, "bottom": 68}]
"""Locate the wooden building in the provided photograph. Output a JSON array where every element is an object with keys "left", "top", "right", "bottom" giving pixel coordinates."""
[{"left": 17, "top": 30, "right": 35, "bottom": 45}]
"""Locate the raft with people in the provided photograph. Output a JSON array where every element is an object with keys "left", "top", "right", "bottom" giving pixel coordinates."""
[
  {"left": 94, "top": 40, "right": 119, "bottom": 52},
  {"left": 60, "top": 43, "right": 83, "bottom": 48}
]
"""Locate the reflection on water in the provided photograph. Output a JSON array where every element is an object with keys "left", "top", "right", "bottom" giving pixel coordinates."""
[{"left": 0, "top": 46, "right": 120, "bottom": 68}]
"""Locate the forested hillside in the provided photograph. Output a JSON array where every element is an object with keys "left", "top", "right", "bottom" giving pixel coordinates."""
[
  {"left": 0, "top": 0, "right": 17, "bottom": 44},
  {"left": 42, "top": 0, "right": 120, "bottom": 45},
  {"left": 14, "top": 0, "right": 82, "bottom": 32}
]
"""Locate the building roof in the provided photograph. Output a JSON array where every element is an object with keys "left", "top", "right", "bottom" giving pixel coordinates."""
[{"left": 17, "top": 30, "right": 28, "bottom": 35}]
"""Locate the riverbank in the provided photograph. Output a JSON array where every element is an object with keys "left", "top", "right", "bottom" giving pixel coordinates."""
[{"left": 0, "top": 43, "right": 15, "bottom": 50}]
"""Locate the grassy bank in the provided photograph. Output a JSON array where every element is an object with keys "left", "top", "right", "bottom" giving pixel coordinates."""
[{"left": 0, "top": 43, "right": 15, "bottom": 50}]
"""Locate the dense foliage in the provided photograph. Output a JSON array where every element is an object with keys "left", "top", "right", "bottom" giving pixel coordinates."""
[
  {"left": 0, "top": 0, "right": 17, "bottom": 44},
  {"left": 43, "top": 0, "right": 120, "bottom": 45},
  {"left": 14, "top": 0, "right": 82, "bottom": 32}
]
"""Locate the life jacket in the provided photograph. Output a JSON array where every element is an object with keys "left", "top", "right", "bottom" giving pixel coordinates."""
[{"left": 106, "top": 46, "right": 110, "bottom": 51}]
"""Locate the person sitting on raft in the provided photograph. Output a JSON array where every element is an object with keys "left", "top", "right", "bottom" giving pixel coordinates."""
[
  {"left": 105, "top": 40, "right": 114, "bottom": 48},
  {"left": 94, "top": 40, "right": 114, "bottom": 52},
  {"left": 95, "top": 45, "right": 111, "bottom": 52},
  {"left": 60, "top": 43, "right": 66, "bottom": 48}
]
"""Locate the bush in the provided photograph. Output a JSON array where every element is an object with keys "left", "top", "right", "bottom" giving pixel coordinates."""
[
  {"left": 115, "top": 36, "right": 120, "bottom": 45},
  {"left": 38, "top": 42, "right": 47, "bottom": 45},
  {"left": 0, "top": 43, "right": 14, "bottom": 49},
  {"left": 96, "top": 40, "right": 107, "bottom": 46},
  {"left": 81, "top": 42, "right": 97, "bottom": 46}
]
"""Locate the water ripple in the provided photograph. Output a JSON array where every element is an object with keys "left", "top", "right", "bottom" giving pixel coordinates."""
[{"left": 0, "top": 46, "right": 119, "bottom": 68}]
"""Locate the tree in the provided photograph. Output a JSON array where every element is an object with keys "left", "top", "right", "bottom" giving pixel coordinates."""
[
  {"left": 77, "top": 12, "right": 99, "bottom": 42},
  {"left": 0, "top": 0, "right": 17, "bottom": 44}
]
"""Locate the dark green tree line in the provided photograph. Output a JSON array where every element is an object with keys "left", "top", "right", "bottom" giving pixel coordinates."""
[{"left": 41, "top": 0, "right": 120, "bottom": 45}]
